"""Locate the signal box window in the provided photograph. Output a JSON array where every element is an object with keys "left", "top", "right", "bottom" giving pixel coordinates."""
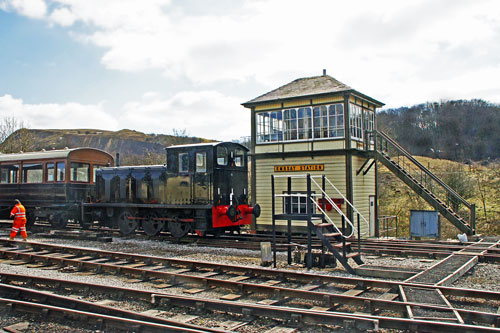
[
  {"left": 283, "top": 192, "right": 315, "bottom": 214},
  {"left": 179, "top": 153, "right": 189, "bottom": 173},
  {"left": 234, "top": 149, "right": 245, "bottom": 167},
  {"left": 47, "top": 163, "right": 55, "bottom": 182},
  {"left": 217, "top": 146, "right": 228, "bottom": 166},
  {"left": 196, "top": 152, "right": 206, "bottom": 172},
  {"left": 22, "top": 163, "right": 43, "bottom": 183},
  {"left": 0, "top": 164, "right": 19, "bottom": 184},
  {"left": 71, "top": 162, "right": 90, "bottom": 182},
  {"left": 56, "top": 162, "right": 65, "bottom": 182}
]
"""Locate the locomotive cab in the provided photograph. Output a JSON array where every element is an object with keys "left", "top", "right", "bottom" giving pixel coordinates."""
[{"left": 166, "top": 142, "right": 259, "bottom": 236}]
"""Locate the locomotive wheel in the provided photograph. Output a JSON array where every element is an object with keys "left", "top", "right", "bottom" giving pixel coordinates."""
[
  {"left": 80, "top": 220, "right": 92, "bottom": 230},
  {"left": 26, "top": 212, "right": 36, "bottom": 227},
  {"left": 142, "top": 213, "right": 164, "bottom": 236},
  {"left": 168, "top": 217, "right": 190, "bottom": 238},
  {"left": 118, "top": 211, "right": 137, "bottom": 235},
  {"left": 51, "top": 214, "right": 68, "bottom": 228}
]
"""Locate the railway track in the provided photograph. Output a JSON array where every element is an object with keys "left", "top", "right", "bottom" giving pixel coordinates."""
[
  {"left": 3, "top": 219, "right": 500, "bottom": 263},
  {"left": 3, "top": 219, "right": 500, "bottom": 267},
  {"left": 1, "top": 239, "right": 500, "bottom": 332}
]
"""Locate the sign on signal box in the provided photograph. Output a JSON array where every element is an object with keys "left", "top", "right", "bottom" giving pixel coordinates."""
[{"left": 274, "top": 164, "right": 324, "bottom": 172}]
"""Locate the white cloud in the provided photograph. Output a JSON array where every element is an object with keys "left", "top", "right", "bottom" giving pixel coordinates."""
[
  {"left": 49, "top": 6, "right": 76, "bottom": 26},
  {"left": 0, "top": 0, "right": 46, "bottom": 18},
  {"left": 32, "top": 0, "right": 500, "bottom": 97},
  {"left": 0, "top": 94, "right": 118, "bottom": 130},
  {"left": 2, "top": 0, "right": 500, "bottom": 134},
  {"left": 121, "top": 90, "right": 250, "bottom": 141},
  {"left": 0, "top": 92, "right": 250, "bottom": 141}
]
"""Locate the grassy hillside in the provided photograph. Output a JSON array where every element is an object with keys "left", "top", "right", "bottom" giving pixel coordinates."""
[
  {"left": 379, "top": 157, "right": 500, "bottom": 239},
  {"left": 2, "top": 128, "right": 211, "bottom": 165}
]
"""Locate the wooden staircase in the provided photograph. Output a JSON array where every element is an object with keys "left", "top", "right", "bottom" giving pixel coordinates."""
[{"left": 368, "top": 130, "right": 475, "bottom": 235}]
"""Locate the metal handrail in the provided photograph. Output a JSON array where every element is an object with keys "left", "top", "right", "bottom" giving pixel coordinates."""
[
  {"left": 311, "top": 176, "right": 370, "bottom": 236},
  {"left": 272, "top": 174, "right": 358, "bottom": 239},
  {"left": 372, "top": 130, "right": 471, "bottom": 209},
  {"left": 310, "top": 198, "right": 354, "bottom": 238}
]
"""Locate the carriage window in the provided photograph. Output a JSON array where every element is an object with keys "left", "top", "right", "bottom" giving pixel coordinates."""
[
  {"left": 217, "top": 146, "right": 228, "bottom": 166},
  {"left": 56, "top": 162, "right": 65, "bottom": 182},
  {"left": 22, "top": 163, "right": 43, "bottom": 183},
  {"left": 179, "top": 153, "right": 189, "bottom": 173},
  {"left": 0, "top": 164, "right": 19, "bottom": 184},
  {"left": 234, "top": 149, "right": 245, "bottom": 167},
  {"left": 47, "top": 163, "right": 55, "bottom": 182},
  {"left": 71, "top": 162, "right": 90, "bottom": 182},
  {"left": 196, "top": 152, "right": 206, "bottom": 172}
]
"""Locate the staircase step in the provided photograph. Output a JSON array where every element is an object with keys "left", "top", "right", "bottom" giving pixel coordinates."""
[
  {"left": 345, "top": 252, "right": 360, "bottom": 259},
  {"left": 315, "top": 223, "right": 333, "bottom": 228},
  {"left": 323, "top": 233, "right": 341, "bottom": 238},
  {"left": 332, "top": 242, "right": 351, "bottom": 249}
]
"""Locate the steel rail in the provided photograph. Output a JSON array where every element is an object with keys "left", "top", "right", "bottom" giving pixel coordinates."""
[
  {"left": 0, "top": 283, "right": 229, "bottom": 333},
  {"left": 0, "top": 298, "right": 215, "bottom": 333},
  {"left": 0, "top": 273, "right": 378, "bottom": 331},
  {"left": 2, "top": 272, "right": 500, "bottom": 332},
  {"left": 1, "top": 248, "right": 500, "bottom": 329},
  {"left": 1, "top": 240, "right": 499, "bottom": 304}
]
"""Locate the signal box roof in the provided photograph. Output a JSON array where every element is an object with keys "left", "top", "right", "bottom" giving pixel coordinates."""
[{"left": 242, "top": 74, "right": 384, "bottom": 107}]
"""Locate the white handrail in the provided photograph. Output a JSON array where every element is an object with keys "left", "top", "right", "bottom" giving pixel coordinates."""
[
  {"left": 311, "top": 176, "right": 370, "bottom": 236},
  {"left": 310, "top": 197, "right": 354, "bottom": 238}
]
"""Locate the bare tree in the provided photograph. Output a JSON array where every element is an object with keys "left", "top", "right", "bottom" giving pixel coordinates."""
[
  {"left": 471, "top": 163, "right": 489, "bottom": 225},
  {"left": 0, "top": 117, "right": 34, "bottom": 153},
  {"left": 170, "top": 128, "right": 190, "bottom": 145}
]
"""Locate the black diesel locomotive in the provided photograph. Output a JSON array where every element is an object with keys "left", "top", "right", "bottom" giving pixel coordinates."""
[
  {"left": 0, "top": 142, "right": 260, "bottom": 238},
  {"left": 84, "top": 142, "right": 260, "bottom": 237}
]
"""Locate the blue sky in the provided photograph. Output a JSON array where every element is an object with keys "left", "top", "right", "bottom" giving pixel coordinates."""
[{"left": 1, "top": 0, "right": 500, "bottom": 141}]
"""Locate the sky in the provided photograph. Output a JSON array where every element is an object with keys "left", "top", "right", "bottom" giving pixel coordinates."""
[{"left": 1, "top": 0, "right": 500, "bottom": 141}]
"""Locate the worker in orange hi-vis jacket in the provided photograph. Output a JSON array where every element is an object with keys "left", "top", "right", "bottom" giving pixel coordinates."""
[{"left": 10, "top": 199, "right": 28, "bottom": 241}]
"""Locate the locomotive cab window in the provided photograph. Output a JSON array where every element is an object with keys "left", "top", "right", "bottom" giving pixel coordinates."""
[
  {"left": 217, "top": 146, "right": 228, "bottom": 166},
  {"left": 196, "top": 152, "right": 206, "bottom": 172},
  {"left": 56, "top": 162, "right": 65, "bottom": 182},
  {"left": 46, "top": 163, "right": 55, "bottom": 182},
  {"left": 22, "top": 163, "right": 43, "bottom": 183},
  {"left": 71, "top": 162, "right": 90, "bottom": 182},
  {"left": 179, "top": 153, "right": 189, "bottom": 173},
  {"left": 234, "top": 148, "right": 245, "bottom": 167},
  {"left": 0, "top": 164, "right": 19, "bottom": 184}
]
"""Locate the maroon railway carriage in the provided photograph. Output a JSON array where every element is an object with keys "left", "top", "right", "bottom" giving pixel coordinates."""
[{"left": 0, "top": 148, "right": 114, "bottom": 227}]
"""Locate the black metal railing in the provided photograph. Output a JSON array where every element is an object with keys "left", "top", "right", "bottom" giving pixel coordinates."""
[{"left": 366, "top": 130, "right": 475, "bottom": 231}]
